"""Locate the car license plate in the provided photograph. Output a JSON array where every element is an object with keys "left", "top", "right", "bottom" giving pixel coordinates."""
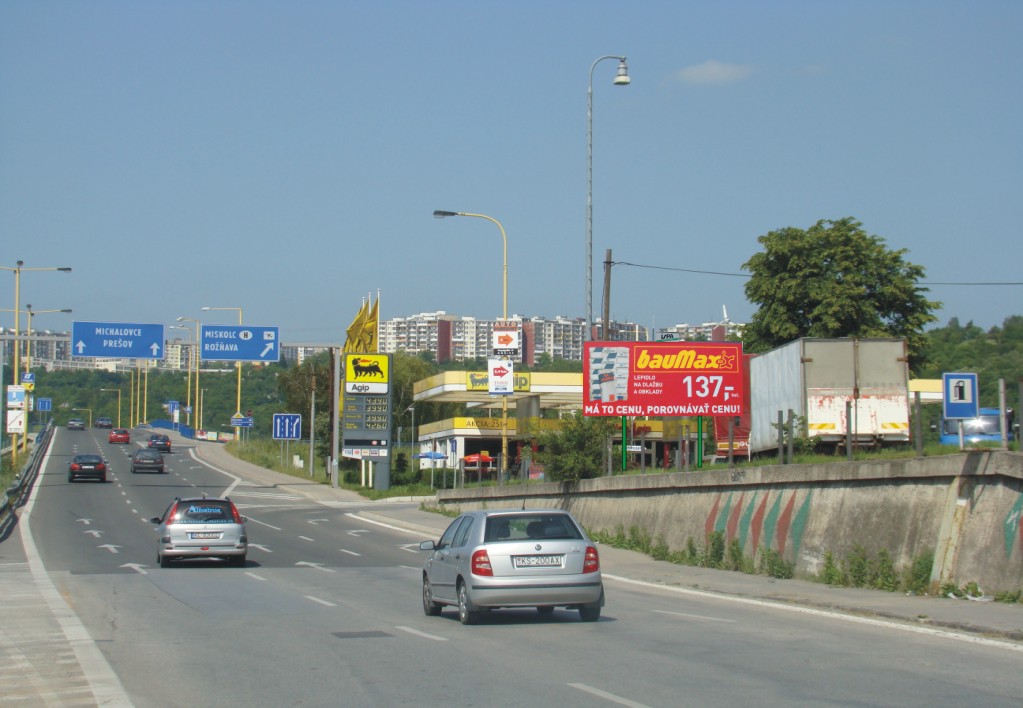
[
  {"left": 513, "top": 555, "right": 563, "bottom": 568},
  {"left": 190, "top": 532, "right": 221, "bottom": 540}
]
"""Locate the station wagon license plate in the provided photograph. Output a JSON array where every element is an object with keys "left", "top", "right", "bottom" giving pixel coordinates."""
[
  {"left": 190, "top": 532, "right": 221, "bottom": 540},
  {"left": 513, "top": 555, "right": 564, "bottom": 568}
]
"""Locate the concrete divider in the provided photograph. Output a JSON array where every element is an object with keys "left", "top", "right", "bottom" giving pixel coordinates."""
[{"left": 436, "top": 451, "right": 1023, "bottom": 594}]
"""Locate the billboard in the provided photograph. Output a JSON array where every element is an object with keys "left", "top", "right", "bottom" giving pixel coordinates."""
[{"left": 584, "top": 341, "right": 744, "bottom": 417}]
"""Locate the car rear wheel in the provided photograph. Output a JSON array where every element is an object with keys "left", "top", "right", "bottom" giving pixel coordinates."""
[
  {"left": 579, "top": 605, "right": 601, "bottom": 622},
  {"left": 159, "top": 553, "right": 170, "bottom": 569},
  {"left": 67, "top": 475, "right": 74, "bottom": 483},
  {"left": 457, "top": 582, "right": 478, "bottom": 625},
  {"left": 229, "top": 555, "right": 245, "bottom": 567},
  {"left": 422, "top": 576, "right": 442, "bottom": 616}
]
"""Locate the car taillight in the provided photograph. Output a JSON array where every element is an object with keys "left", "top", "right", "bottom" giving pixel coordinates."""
[
  {"left": 471, "top": 549, "right": 493, "bottom": 576},
  {"left": 97, "top": 463, "right": 106, "bottom": 471},
  {"left": 229, "top": 503, "right": 243, "bottom": 524},
  {"left": 70, "top": 464, "right": 81, "bottom": 471},
  {"left": 164, "top": 502, "right": 180, "bottom": 526},
  {"left": 583, "top": 545, "right": 600, "bottom": 574}
]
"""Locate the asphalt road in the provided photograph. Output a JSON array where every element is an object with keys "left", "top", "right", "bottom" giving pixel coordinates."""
[{"left": 6, "top": 427, "right": 1023, "bottom": 707}]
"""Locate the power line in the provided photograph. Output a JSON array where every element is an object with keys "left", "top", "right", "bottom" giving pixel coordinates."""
[{"left": 612, "top": 260, "right": 1023, "bottom": 286}]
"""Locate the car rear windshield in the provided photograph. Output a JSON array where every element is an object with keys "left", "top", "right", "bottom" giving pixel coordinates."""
[
  {"left": 135, "top": 450, "right": 161, "bottom": 460},
  {"left": 75, "top": 455, "right": 102, "bottom": 464},
  {"left": 484, "top": 514, "right": 583, "bottom": 542},
  {"left": 174, "top": 501, "right": 236, "bottom": 524}
]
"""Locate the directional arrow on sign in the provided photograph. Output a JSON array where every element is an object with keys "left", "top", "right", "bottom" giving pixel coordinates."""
[{"left": 492, "top": 366, "right": 509, "bottom": 377}]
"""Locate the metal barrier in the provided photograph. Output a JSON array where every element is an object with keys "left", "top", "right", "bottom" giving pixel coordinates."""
[{"left": 0, "top": 421, "right": 55, "bottom": 538}]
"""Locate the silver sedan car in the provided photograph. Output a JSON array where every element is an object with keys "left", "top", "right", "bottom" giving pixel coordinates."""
[
  {"left": 150, "top": 496, "right": 248, "bottom": 568},
  {"left": 420, "top": 509, "right": 604, "bottom": 624}
]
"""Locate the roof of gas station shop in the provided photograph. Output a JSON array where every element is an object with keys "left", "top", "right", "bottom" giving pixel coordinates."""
[{"left": 412, "top": 371, "right": 584, "bottom": 410}]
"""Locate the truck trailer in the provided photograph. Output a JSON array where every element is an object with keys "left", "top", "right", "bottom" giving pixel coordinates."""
[{"left": 716, "top": 338, "right": 911, "bottom": 459}]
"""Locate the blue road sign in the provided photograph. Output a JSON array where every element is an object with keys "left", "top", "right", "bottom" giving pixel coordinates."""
[
  {"left": 230, "top": 415, "right": 255, "bottom": 428},
  {"left": 72, "top": 321, "right": 165, "bottom": 359},
  {"left": 200, "top": 325, "right": 280, "bottom": 362},
  {"left": 943, "top": 372, "right": 979, "bottom": 420},
  {"left": 37, "top": 397, "right": 52, "bottom": 412},
  {"left": 273, "top": 413, "right": 302, "bottom": 440}
]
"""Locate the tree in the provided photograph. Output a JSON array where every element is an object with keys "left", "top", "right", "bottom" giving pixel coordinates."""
[
  {"left": 533, "top": 413, "right": 617, "bottom": 482},
  {"left": 742, "top": 218, "right": 939, "bottom": 369}
]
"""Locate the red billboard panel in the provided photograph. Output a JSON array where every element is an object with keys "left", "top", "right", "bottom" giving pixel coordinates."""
[{"left": 584, "top": 341, "right": 745, "bottom": 417}]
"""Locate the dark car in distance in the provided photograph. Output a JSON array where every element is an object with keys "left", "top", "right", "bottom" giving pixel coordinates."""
[
  {"left": 95, "top": 417, "right": 113, "bottom": 429},
  {"left": 131, "top": 449, "right": 165, "bottom": 474},
  {"left": 68, "top": 454, "right": 107, "bottom": 483},
  {"left": 147, "top": 434, "right": 171, "bottom": 452}
]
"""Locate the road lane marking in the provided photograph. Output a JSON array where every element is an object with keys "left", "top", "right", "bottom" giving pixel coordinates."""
[
  {"left": 653, "top": 609, "right": 736, "bottom": 623},
  {"left": 299, "top": 535, "right": 315, "bottom": 542},
  {"left": 568, "top": 683, "right": 651, "bottom": 708},
  {"left": 603, "top": 573, "right": 1023, "bottom": 652},
  {"left": 305, "top": 596, "right": 336, "bottom": 607},
  {"left": 245, "top": 572, "right": 267, "bottom": 581},
  {"left": 339, "top": 549, "right": 361, "bottom": 557},
  {"left": 395, "top": 626, "right": 447, "bottom": 641}
]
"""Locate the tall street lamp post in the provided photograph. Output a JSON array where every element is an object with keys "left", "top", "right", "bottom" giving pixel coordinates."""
[
  {"left": 202, "top": 306, "right": 243, "bottom": 437},
  {"left": 177, "top": 316, "right": 202, "bottom": 430},
  {"left": 1, "top": 261, "right": 72, "bottom": 385},
  {"left": 586, "top": 56, "right": 630, "bottom": 339},
  {"left": 168, "top": 324, "right": 191, "bottom": 426},
  {"left": 433, "top": 210, "right": 510, "bottom": 479}
]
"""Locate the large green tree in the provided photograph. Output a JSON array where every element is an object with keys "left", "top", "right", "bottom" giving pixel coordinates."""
[{"left": 742, "top": 217, "right": 939, "bottom": 369}]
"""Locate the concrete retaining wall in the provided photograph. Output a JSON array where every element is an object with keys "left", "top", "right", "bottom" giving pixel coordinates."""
[{"left": 435, "top": 451, "right": 1023, "bottom": 593}]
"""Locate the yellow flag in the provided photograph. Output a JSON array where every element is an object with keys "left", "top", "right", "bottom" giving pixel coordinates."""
[
  {"left": 360, "top": 299, "right": 379, "bottom": 353},
  {"left": 344, "top": 301, "right": 369, "bottom": 353}
]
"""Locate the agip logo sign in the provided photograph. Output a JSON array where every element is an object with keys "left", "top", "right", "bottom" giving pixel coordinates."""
[
  {"left": 584, "top": 341, "right": 744, "bottom": 417},
  {"left": 345, "top": 354, "right": 390, "bottom": 394}
]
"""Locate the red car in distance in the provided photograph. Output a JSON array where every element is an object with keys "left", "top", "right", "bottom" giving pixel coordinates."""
[{"left": 108, "top": 428, "right": 130, "bottom": 444}]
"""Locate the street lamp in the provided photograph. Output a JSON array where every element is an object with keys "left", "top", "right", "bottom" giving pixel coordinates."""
[
  {"left": 177, "top": 316, "right": 202, "bottom": 430},
  {"left": 25, "top": 305, "right": 72, "bottom": 372},
  {"left": 586, "top": 56, "right": 630, "bottom": 339},
  {"left": 202, "top": 306, "right": 243, "bottom": 436},
  {"left": 433, "top": 210, "right": 510, "bottom": 479},
  {"left": 168, "top": 324, "right": 191, "bottom": 426},
  {"left": 100, "top": 388, "right": 122, "bottom": 428},
  {"left": 1, "top": 260, "right": 72, "bottom": 385}
]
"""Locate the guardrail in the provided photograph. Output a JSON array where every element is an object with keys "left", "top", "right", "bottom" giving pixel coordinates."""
[{"left": 0, "top": 421, "right": 54, "bottom": 539}]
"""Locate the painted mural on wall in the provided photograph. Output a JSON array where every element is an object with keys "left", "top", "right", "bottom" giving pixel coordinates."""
[
  {"left": 1005, "top": 494, "right": 1023, "bottom": 559},
  {"left": 705, "top": 490, "right": 812, "bottom": 561}
]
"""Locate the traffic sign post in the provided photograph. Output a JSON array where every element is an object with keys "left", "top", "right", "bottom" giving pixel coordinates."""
[
  {"left": 72, "top": 321, "right": 166, "bottom": 359},
  {"left": 943, "top": 372, "right": 980, "bottom": 450},
  {"left": 200, "top": 325, "right": 280, "bottom": 362}
]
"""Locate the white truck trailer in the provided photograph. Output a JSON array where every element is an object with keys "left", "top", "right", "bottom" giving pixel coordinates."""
[{"left": 747, "top": 338, "right": 911, "bottom": 455}]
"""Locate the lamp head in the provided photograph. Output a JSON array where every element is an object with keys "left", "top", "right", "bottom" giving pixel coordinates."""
[
  {"left": 433, "top": 210, "right": 458, "bottom": 219},
  {"left": 613, "top": 58, "right": 631, "bottom": 85},
  {"left": 201, "top": 307, "right": 211, "bottom": 311},
  {"left": 58, "top": 267, "right": 72, "bottom": 272}
]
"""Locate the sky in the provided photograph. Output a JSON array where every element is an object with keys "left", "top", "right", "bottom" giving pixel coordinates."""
[{"left": 1, "top": 1, "right": 1021, "bottom": 344}]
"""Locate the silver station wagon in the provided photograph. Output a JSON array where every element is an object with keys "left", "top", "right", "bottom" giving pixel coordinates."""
[{"left": 420, "top": 509, "right": 604, "bottom": 624}]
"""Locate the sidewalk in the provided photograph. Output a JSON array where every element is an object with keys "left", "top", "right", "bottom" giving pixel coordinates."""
[{"left": 192, "top": 438, "right": 1023, "bottom": 645}]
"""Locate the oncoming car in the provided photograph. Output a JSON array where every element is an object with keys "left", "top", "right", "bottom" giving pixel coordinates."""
[
  {"left": 419, "top": 509, "right": 604, "bottom": 625},
  {"left": 150, "top": 496, "right": 248, "bottom": 568}
]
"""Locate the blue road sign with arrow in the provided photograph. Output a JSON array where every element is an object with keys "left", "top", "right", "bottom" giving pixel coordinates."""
[
  {"left": 200, "top": 325, "right": 280, "bottom": 362},
  {"left": 72, "top": 321, "right": 165, "bottom": 359},
  {"left": 273, "top": 413, "right": 302, "bottom": 440}
]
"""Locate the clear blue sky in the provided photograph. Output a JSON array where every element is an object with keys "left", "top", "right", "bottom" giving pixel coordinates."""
[{"left": 2, "top": 1, "right": 1020, "bottom": 343}]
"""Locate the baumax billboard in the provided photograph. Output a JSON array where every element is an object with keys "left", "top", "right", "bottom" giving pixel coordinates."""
[{"left": 583, "top": 341, "right": 745, "bottom": 417}]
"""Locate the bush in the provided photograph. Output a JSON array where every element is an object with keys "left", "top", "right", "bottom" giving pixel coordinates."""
[{"left": 902, "top": 550, "right": 934, "bottom": 595}]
